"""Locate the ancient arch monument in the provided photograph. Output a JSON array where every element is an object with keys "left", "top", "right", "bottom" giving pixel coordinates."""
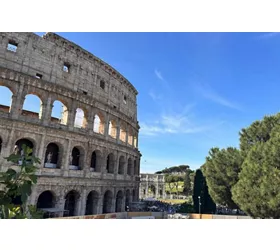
[
  {"left": 0, "top": 32, "right": 141, "bottom": 216},
  {"left": 139, "top": 174, "right": 166, "bottom": 199}
]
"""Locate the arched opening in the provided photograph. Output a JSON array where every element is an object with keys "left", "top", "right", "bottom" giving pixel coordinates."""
[
  {"left": 90, "top": 151, "right": 96, "bottom": 171},
  {"left": 148, "top": 185, "right": 156, "bottom": 197},
  {"left": 0, "top": 137, "right": 2, "bottom": 154},
  {"left": 69, "top": 147, "right": 82, "bottom": 170},
  {"left": 108, "top": 120, "right": 117, "bottom": 139},
  {"left": 93, "top": 113, "right": 105, "bottom": 134},
  {"left": 37, "top": 191, "right": 55, "bottom": 218},
  {"left": 90, "top": 150, "right": 102, "bottom": 172},
  {"left": 125, "top": 190, "right": 130, "bottom": 211},
  {"left": 0, "top": 86, "right": 13, "bottom": 113},
  {"left": 37, "top": 191, "right": 54, "bottom": 209},
  {"left": 115, "top": 191, "right": 123, "bottom": 212},
  {"left": 159, "top": 189, "right": 163, "bottom": 197},
  {"left": 22, "top": 94, "right": 43, "bottom": 119},
  {"left": 143, "top": 189, "right": 146, "bottom": 195},
  {"left": 118, "top": 155, "right": 125, "bottom": 174},
  {"left": 106, "top": 153, "right": 114, "bottom": 174},
  {"left": 127, "top": 158, "right": 133, "bottom": 176},
  {"left": 133, "top": 136, "right": 137, "bottom": 148},
  {"left": 103, "top": 190, "right": 113, "bottom": 214},
  {"left": 85, "top": 191, "right": 99, "bottom": 215},
  {"left": 128, "top": 130, "right": 133, "bottom": 145},
  {"left": 51, "top": 100, "right": 68, "bottom": 125},
  {"left": 14, "top": 138, "right": 34, "bottom": 164},
  {"left": 134, "top": 159, "right": 137, "bottom": 175},
  {"left": 74, "top": 108, "right": 87, "bottom": 129},
  {"left": 64, "top": 190, "right": 79, "bottom": 217},
  {"left": 132, "top": 189, "right": 136, "bottom": 202},
  {"left": 120, "top": 126, "right": 126, "bottom": 142},
  {"left": 44, "top": 143, "right": 59, "bottom": 168}
]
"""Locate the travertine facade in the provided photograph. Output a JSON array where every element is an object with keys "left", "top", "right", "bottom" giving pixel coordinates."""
[
  {"left": 0, "top": 32, "right": 141, "bottom": 217},
  {"left": 139, "top": 174, "right": 166, "bottom": 199}
]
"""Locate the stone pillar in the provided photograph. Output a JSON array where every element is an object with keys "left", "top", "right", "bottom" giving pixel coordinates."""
[
  {"left": 116, "top": 119, "right": 120, "bottom": 144},
  {"left": 62, "top": 139, "right": 71, "bottom": 171},
  {"left": 37, "top": 133, "right": 46, "bottom": 168},
  {"left": 42, "top": 96, "right": 52, "bottom": 126},
  {"left": 57, "top": 196, "right": 66, "bottom": 217},
  {"left": 125, "top": 124, "right": 129, "bottom": 146},
  {"left": 104, "top": 113, "right": 110, "bottom": 139},
  {"left": 77, "top": 189, "right": 87, "bottom": 216},
  {"left": 87, "top": 109, "right": 95, "bottom": 133},
  {"left": 10, "top": 83, "right": 25, "bottom": 119},
  {"left": 5, "top": 128, "right": 15, "bottom": 156}
]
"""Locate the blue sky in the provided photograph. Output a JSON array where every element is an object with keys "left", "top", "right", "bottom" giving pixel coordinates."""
[{"left": 1, "top": 32, "right": 280, "bottom": 173}]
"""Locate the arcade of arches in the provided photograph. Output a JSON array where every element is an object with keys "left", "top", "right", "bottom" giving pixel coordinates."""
[
  {"left": 34, "top": 188, "right": 137, "bottom": 217},
  {"left": 1, "top": 136, "right": 139, "bottom": 175}
]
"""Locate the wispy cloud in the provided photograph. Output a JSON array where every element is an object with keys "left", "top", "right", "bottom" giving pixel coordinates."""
[
  {"left": 193, "top": 82, "right": 242, "bottom": 111},
  {"left": 149, "top": 90, "right": 162, "bottom": 101},
  {"left": 155, "top": 69, "right": 165, "bottom": 81},
  {"left": 256, "top": 32, "right": 280, "bottom": 40},
  {"left": 140, "top": 105, "right": 216, "bottom": 136}
]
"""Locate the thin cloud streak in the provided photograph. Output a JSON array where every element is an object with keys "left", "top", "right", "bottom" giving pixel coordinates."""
[
  {"left": 194, "top": 82, "right": 242, "bottom": 111},
  {"left": 155, "top": 69, "right": 165, "bottom": 81}
]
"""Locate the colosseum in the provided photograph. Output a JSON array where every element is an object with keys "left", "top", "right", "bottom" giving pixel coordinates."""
[{"left": 0, "top": 32, "right": 141, "bottom": 217}]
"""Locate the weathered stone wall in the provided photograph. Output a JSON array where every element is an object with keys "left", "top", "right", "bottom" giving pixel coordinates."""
[
  {"left": 139, "top": 173, "right": 166, "bottom": 199},
  {"left": 0, "top": 32, "right": 141, "bottom": 216}
]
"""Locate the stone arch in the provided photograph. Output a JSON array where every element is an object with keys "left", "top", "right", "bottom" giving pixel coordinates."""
[
  {"left": 64, "top": 190, "right": 80, "bottom": 217},
  {"left": 90, "top": 150, "right": 102, "bottom": 172},
  {"left": 74, "top": 108, "right": 88, "bottom": 129},
  {"left": 0, "top": 86, "right": 13, "bottom": 113},
  {"left": 115, "top": 190, "right": 123, "bottom": 212},
  {"left": 128, "top": 127, "right": 133, "bottom": 145},
  {"left": 51, "top": 99, "right": 69, "bottom": 125},
  {"left": 133, "top": 136, "right": 138, "bottom": 148},
  {"left": 108, "top": 119, "right": 117, "bottom": 138},
  {"left": 119, "top": 124, "right": 127, "bottom": 142},
  {"left": 22, "top": 94, "right": 43, "bottom": 119},
  {"left": 14, "top": 138, "right": 35, "bottom": 161},
  {"left": 125, "top": 189, "right": 130, "bottom": 211},
  {"left": 69, "top": 146, "right": 85, "bottom": 170},
  {"left": 36, "top": 190, "right": 56, "bottom": 209},
  {"left": 44, "top": 142, "right": 60, "bottom": 168},
  {"left": 103, "top": 190, "right": 113, "bottom": 214},
  {"left": 148, "top": 185, "right": 156, "bottom": 197},
  {"left": 132, "top": 189, "right": 136, "bottom": 202},
  {"left": 93, "top": 112, "right": 105, "bottom": 134},
  {"left": 118, "top": 155, "right": 125, "bottom": 174},
  {"left": 127, "top": 157, "right": 133, "bottom": 176},
  {"left": 106, "top": 153, "right": 115, "bottom": 174},
  {"left": 85, "top": 190, "right": 99, "bottom": 215}
]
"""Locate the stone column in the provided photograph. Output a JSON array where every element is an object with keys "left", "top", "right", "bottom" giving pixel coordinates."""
[
  {"left": 62, "top": 139, "right": 71, "bottom": 171},
  {"left": 104, "top": 113, "right": 110, "bottom": 139},
  {"left": 77, "top": 189, "right": 87, "bottom": 216},
  {"left": 125, "top": 124, "right": 129, "bottom": 146},
  {"left": 116, "top": 119, "right": 120, "bottom": 144},
  {"left": 87, "top": 109, "right": 95, "bottom": 133},
  {"left": 41, "top": 96, "right": 52, "bottom": 125},
  {"left": 10, "top": 83, "right": 25, "bottom": 120},
  {"left": 37, "top": 133, "right": 46, "bottom": 168},
  {"left": 57, "top": 196, "right": 66, "bottom": 217}
]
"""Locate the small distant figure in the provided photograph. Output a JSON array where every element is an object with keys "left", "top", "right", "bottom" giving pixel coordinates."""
[{"left": 126, "top": 206, "right": 129, "bottom": 212}]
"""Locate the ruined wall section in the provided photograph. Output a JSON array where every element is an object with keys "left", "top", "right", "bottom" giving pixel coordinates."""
[{"left": 0, "top": 32, "right": 138, "bottom": 123}]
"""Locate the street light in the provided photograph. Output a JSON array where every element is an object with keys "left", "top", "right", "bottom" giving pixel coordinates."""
[{"left": 198, "top": 196, "right": 201, "bottom": 215}]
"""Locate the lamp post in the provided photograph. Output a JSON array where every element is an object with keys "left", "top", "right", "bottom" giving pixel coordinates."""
[{"left": 198, "top": 196, "right": 201, "bottom": 215}]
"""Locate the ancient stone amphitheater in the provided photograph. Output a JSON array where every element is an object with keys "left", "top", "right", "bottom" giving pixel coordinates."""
[{"left": 0, "top": 32, "right": 141, "bottom": 217}]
